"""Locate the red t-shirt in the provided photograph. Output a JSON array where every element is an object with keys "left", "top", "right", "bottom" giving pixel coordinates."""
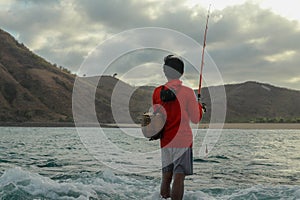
[{"left": 152, "top": 79, "right": 203, "bottom": 148}]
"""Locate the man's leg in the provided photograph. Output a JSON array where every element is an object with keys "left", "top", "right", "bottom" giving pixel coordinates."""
[
  {"left": 160, "top": 171, "right": 173, "bottom": 198},
  {"left": 171, "top": 173, "right": 185, "bottom": 200}
]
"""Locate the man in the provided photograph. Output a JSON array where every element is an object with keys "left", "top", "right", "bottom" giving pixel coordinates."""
[{"left": 152, "top": 55, "right": 203, "bottom": 200}]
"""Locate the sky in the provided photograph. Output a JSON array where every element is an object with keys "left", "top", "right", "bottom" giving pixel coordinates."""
[{"left": 0, "top": 0, "right": 300, "bottom": 90}]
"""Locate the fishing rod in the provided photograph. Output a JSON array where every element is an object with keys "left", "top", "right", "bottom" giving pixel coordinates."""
[
  {"left": 198, "top": 5, "right": 211, "bottom": 102},
  {"left": 198, "top": 5, "right": 211, "bottom": 158}
]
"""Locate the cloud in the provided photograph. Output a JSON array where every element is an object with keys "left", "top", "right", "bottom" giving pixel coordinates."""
[
  {"left": 0, "top": 0, "right": 299, "bottom": 90},
  {"left": 73, "top": 0, "right": 155, "bottom": 30},
  {"left": 203, "top": 3, "right": 300, "bottom": 90}
]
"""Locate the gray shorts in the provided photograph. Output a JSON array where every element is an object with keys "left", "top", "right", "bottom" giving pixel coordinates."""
[{"left": 161, "top": 147, "right": 193, "bottom": 175}]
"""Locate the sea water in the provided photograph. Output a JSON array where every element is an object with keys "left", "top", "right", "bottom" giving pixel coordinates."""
[{"left": 0, "top": 127, "right": 299, "bottom": 200}]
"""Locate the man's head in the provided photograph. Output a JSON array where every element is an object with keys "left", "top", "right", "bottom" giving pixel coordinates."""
[{"left": 163, "top": 55, "right": 184, "bottom": 79}]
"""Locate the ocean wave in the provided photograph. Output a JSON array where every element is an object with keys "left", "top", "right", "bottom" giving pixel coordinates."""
[
  {"left": 0, "top": 167, "right": 98, "bottom": 200},
  {"left": 0, "top": 167, "right": 299, "bottom": 200}
]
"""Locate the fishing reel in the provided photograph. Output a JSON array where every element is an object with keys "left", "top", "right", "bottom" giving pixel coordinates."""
[
  {"left": 201, "top": 102, "right": 207, "bottom": 113},
  {"left": 198, "top": 94, "right": 207, "bottom": 113}
]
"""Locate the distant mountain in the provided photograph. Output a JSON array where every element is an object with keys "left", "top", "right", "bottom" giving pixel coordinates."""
[
  {"left": 199, "top": 81, "right": 300, "bottom": 123},
  {"left": 74, "top": 75, "right": 153, "bottom": 124},
  {"left": 128, "top": 81, "right": 300, "bottom": 123},
  {"left": 0, "top": 28, "right": 299, "bottom": 125}
]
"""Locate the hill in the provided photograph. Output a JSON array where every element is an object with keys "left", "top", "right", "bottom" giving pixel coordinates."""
[
  {"left": 73, "top": 75, "right": 152, "bottom": 124},
  {"left": 127, "top": 81, "right": 300, "bottom": 123},
  {"left": 0, "top": 28, "right": 299, "bottom": 125},
  {"left": 0, "top": 28, "right": 151, "bottom": 125},
  {"left": 199, "top": 81, "right": 300, "bottom": 123},
  {"left": 0, "top": 29, "right": 75, "bottom": 123}
]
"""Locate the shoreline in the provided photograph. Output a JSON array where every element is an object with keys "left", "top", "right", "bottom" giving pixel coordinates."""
[{"left": 0, "top": 122, "right": 299, "bottom": 129}]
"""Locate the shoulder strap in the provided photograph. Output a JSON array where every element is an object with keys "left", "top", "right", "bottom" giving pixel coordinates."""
[{"left": 160, "top": 85, "right": 177, "bottom": 102}]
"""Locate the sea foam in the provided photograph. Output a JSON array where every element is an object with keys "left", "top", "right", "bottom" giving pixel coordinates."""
[
  {"left": 0, "top": 167, "right": 98, "bottom": 199},
  {"left": 0, "top": 167, "right": 299, "bottom": 199}
]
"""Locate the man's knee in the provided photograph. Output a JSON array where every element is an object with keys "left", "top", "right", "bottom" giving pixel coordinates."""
[
  {"left": 173, "top": 173, "right": 185, "bottom": 182},
  {"left": 162, "top": 171, "right": 173, "bottom": 183}
]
